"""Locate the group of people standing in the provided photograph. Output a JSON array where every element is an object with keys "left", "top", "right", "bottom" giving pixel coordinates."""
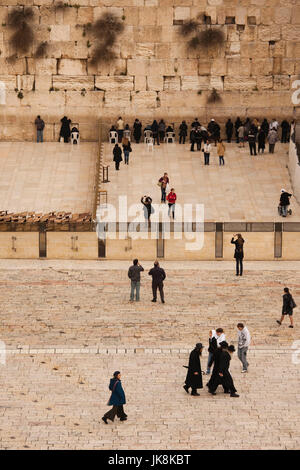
[
  {"left": 34, "top": 115, "right": 79, "bottom": 144},
  {"left": 128, "top": 259, "right": 166, "bottom": 304}
]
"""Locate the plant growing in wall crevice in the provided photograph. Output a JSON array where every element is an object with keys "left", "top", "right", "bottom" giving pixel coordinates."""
[
  {"left": 34, "top": 41, "right": 48, "bottom": 59},
  {"left": 179, "top": 16, "right": 225, "bottom": 55},
  {"left": 207, "top": 88, "right": 222, "bottom": 104}
]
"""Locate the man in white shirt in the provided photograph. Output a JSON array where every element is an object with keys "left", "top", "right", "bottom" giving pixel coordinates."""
[
  {"left": 237, "top": 323, "right": 251, "bottom": 372},
  {"left": 206, "top": 328, "right": 226, "bottom": 375},
  {"left": 203, "top": 140, "right": 211, "bottom": 165}
]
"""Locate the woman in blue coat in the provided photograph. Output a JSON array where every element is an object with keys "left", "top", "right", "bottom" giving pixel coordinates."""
[{"left": 102, "top": 371, "right": 127, "bottom": 424}]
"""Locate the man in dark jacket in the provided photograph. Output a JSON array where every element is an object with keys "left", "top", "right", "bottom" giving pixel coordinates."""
[
  {"left": 179, "top": 120, "right": 188, "bottom": 144},
  {"left": 113, "top": 144, "right": 122, "bottom": 170},
  {"left": 207, "top": 340, "right": 229, "bottom": 394},
  {"left": 183, "top": 343, "right": 203, "bottom": 396},
  {"left": 207, "top": 119, "right": 220, "bottom": 146},
  {"left": 225, "top": 118, "right": 233, "bottom": 142},
  {"left": 279, "top": 189, "right": 292, "bottom": 217},
  {"left": 148, "top": 261, "right": 166, "bottom": 303},
  {"left": 128, "top": 259, "right": 144, "bottom": 301},
  {"left": 277, "top": 287, "right": 296, "bottom": 328},
  {"left": 218, "top": 345, "right": 239, "bottom": 397}
]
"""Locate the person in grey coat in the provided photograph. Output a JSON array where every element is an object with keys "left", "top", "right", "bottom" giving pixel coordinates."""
[
  {"left": 267, "top": 129, "right": 278, "bottom": 153},
  {"left": 237, "top": 323, "right": 251, "bottom": 372},
  {"left": 128, "top": 259, "right": 144, "bottom": 302}
]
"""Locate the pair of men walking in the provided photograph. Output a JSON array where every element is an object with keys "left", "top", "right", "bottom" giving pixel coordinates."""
[{"left": 128, "top": 259, "right": 166, "bottom": 303}]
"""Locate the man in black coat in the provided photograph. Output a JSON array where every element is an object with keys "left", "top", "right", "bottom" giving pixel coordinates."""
[
  {"left": 281, "top": 120, "right": 290, "bottom": 143},
  {"left": 206, "top": 340, "right": 229, "bottom": 394},
  {"left": 218, "top": 345, "right": 239, "bottom": 397},
  {"left": 183, "top": 343, "right": 203, "bottom": 396},
  {"left": 148, "top": 261, "right": 166, "bottom": 303},
  {"left": 113, "top": 144, "right": 122, "bottom": 170},
  {"left": 225, "top": 118, "right": 233, "bottom": 142}
]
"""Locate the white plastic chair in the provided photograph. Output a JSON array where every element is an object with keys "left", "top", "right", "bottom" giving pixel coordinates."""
[
  {"left": 144, "top": 130, "right": 153, "bottom": 143},
  {"left": 71, "top": 131, "right": 80, "bottom": 145},
  {"left": 147, "top": 137, "right": 154, "bottom": 152},
  {"left": 109, "top": 131, "right": 118, "bottom": 144},
  {"left": 164, "top": 132, "right": 175, "bottom": 143}
]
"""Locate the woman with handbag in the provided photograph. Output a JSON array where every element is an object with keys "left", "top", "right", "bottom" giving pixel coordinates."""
[
  {"left": 102, "top": 371, "right": 127, "bottom": 424},
  {"left": 231, "top": 234, "right": 245, "bottom": 276},
  {"left": 277, "top": 287, "right": 296, "bottom": 328},
  {"left": 158, "top": 173, "right": 169, "bottom": 203}
]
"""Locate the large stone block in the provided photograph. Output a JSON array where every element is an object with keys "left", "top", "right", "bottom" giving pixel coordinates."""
[
  {"left": 138, "top": 7, "right": 157, "bottom": 25},
  {"left": 135, "top": 43, "right": 155, "bottom": 57},
  {"left": 0, "top": 58, "right": 26, "bottom": 75},
  {"left": 65, "top": 90, "right": 104, "bottom": 107},
  {"left": 131, "top": 90, "right": 157, "bottom": 107},
  {"left": 133, "top": 25, "right": 163, "bottom": 42},
  {"left": 104, "top": 90, "right": 131, "bottom": 107},
  {"left": 210, "top": 76, "right": 223, "bottom": 91},
  {"left": 21, "top": 75, "right": 35, "bottom": 92},
  {"left": 273, "top": 75, "right": 291, "bottom": 91},
  {"left": 53, "top": 75, "right": 95, "bottom": 91},
  {"left": 257, "top": 76, "right": 273, "bottom": 90},
  {"left": 50, "top": 25, "right": 71, "bottom": 42},
  {"left": 224, "top": 77, "right": 257, "bottom": 91},
  {"left": 181, "top": 76, "right": 210, "bottom": 91},
  {"left": 258, "top": 25, "right": 281, "bottom": 41},
  {"left": 134, "top": 75, "right": 147, "bottom": 91},
  {"left": 227, "top": 58, "right": 251, "bottom": 76},
  {"left": 95, "top": 75, "right": 134, "bottom": 91},
  {"left": 27, "top": 58, "right": 57, "bottom": 75},
  {"left": 251, "top": 58, "right": 273, "bottom": 76},
  {"left": 282, "top": 25, "right": 300, "bottom": 41},
  {"left": 274, "top": 7, "right": 292, "bottom": 25},
  {"left": 147, "top": 75, "right": 163, "bottom": 91},
  {"left": 174, "top": 7, "right": 190, "bottom": 21},
  {"left": 58, "top": 59, "right": 87, "bottom": 75},
  {"left": 175, "top": 59, "right": 198, "bottom": 75},
  {"left": 163, "top": 76, "right": 181, "bottom": 91},
  {"left": 35, "top": 75, "right": 52, "bottom": 92},
  {"left": 0, "top": 75, "right": 16, "bottom": 91},
  {"left": 291, "top": 6, "right": 300, "bottom": 24}
]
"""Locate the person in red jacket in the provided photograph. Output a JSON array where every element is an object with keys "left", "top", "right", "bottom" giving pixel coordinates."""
[{"left": 167, "top": 188, "right": 177, "bottom": 219}]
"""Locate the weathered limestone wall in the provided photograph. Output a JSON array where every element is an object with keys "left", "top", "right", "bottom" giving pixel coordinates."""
[{"left": 0, "top": 0, "right": 299, "bottom": 141}]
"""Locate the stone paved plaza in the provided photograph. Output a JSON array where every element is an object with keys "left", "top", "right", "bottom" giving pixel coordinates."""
[
  {"left": 103, "top": 141, "right": 300, "bottom": 222},
  {"left": 0, "top": 260, "right": 299, "bottom": 449},
  {"left": 0, "top": 142, "right": 97, "bottom": 214}
]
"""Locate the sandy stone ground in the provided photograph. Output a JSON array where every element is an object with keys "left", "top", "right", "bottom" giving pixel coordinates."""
[{"left": 0, "top": 260, "right": 299, "bottom": 449}]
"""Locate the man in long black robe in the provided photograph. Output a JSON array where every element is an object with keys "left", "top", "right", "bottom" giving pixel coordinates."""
[
  {"left": 183, "top": 343, "right": 203, "bottom": 396},
  {"left": 207, "top": 339, "right": 229, "bottom": 394},
  {"left": 218, "top": 346, "right": 239, "bottom": 397}
]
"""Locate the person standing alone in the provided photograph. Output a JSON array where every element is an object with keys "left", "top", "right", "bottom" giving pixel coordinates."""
[
  {"left": 183, "top": 343, "right": 204, "bottom": 396},
  {"left": 128, "top": 259, "right": 144, "bottom": 302},
  {"left": 217, "top": 139, "right": 225, "bottom": 165},
  {"left": 35, "top": 115, "right": 45, "bottom": 143},
  {"left": 167, "top": 188, "right": 177, "bottom": 219},
  {"left": 148, "top": 261, "right": 166, "bottom": 303},
  {"left": 231, "top": 234, "right": 245, "bottom": 276},
  {"left": 237, "top": 323, "right": 251, "bottom": 372}
]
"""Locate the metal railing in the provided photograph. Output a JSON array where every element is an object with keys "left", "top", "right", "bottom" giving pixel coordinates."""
[{"left": 92, "top": 120, "right": 104, "bottom": 221}]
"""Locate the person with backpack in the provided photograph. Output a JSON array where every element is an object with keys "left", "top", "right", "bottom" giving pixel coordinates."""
[
  {"left": 122, "top": 137, "right": 132, "bottom": 165},
  {"left": 277, "top": 287, "right": 296, "bottom": 328},
  {"left": 102, "top": 371, "right": 127, "bottom": 424},
  {"left": 279, "top": 189, "right": 292, "bottom": 217},
  {"left": 231, "top": 234, "right": 245, "bottom": 276},
  {"left": 148, "top": 260, "right": 166, "bottom": 303}
]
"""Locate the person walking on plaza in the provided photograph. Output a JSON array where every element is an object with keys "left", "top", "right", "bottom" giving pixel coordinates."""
[
  {"left": 183, "top": 343, "right": 204, "bottom": 396},
  {"left": 113, "top": 143, "right": 122, "bottom": 170},
  {"left": 206, "top": 328, "right": 226, "bottom": 375},
  {"left": 231, "top": 234, "right": 245, "bottom": 276},
  {"left": 207, "top": 341, "right": 229, "bottom": 395},
  {"left": 102, "top": 371, "right": 127, "bottom": 424},
  {"left": 133, "top": 118, "right": 142, "bottom": 143},
  {"left": 35, "top": 115, "right": 45, "bottom": 143},
  {"left": 203, "top": 139, "right": 211, "bottom": 165},
  {"left": 128, "top": 259, "right": 144, "bottom": 302},
  {"left": 158, "top": 172, "right": 169, "bottom": 203},
  {"left": 268, "top": 128, "right": 278, "bottom": 153},
  {"left": 59, "top": 116, "right": 71, "bottom": 143},
  {"left": 122, "top": 137, "right": 132, "bottom": 165},
  {"left": 277, "top": 287, "right": 296, "bottom": 328},
  {"left": 179, "top": 120, "right": 188, "bottom": 144},
  {"left": 148, "top": 260, "right": 166, "bottom": 303},
  {"left": 116, "top": 116, "right": 124, "bottom": 143},
  {"left": 218, "top": 345, "right": 239, "bottom": 397},
  {"left": 217, "top": 139, "right": 226, "bottom": 165},
  {"left": 167, "top": 188, "right": 177, "bottom": 219},
  {"left": 141, "top": 196, "right": 153, "bottom": 221},
  {"left": 279, "top": 189, "right": 292, "bottom": 217},
  {"left": 237, "top": 323, "right": 251, "bottom": 372},
  {"left": 226, "top": 118, "right": 233, "bottom": 143}
]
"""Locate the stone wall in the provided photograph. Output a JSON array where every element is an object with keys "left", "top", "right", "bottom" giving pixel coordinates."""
[{"left": 0, "top": 0, "right": 299, "bottom": 141}]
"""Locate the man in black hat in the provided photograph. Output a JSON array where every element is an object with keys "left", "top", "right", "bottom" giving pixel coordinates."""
[
  {"left": 207, "top": 340, "right": 229, "bottom": 394},
  {"left": 218, "top": 345, "right": 239, "bottom": 397},
  {"left": 183, "top": 343, "right": 203, "bottom": 396}
]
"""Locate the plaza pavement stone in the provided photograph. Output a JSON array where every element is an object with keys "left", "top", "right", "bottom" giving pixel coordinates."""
[{"left": 0, "top": 260, "right": 299, "bottom": 449}]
